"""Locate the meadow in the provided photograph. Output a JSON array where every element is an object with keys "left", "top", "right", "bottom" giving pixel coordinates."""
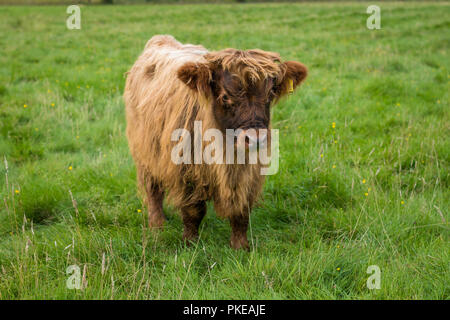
[{"left": 0, "top": 2, "right": 448, "bottom": 299}]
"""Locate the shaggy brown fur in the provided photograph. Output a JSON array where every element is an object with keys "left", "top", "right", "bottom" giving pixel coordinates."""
[{"left": 124, "top": 35, "right": 307, "bottom": 249}]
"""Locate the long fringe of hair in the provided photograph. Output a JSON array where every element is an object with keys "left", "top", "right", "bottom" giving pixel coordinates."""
[{"left": 124, "top": 35, "right": 280, "bottom": 217}]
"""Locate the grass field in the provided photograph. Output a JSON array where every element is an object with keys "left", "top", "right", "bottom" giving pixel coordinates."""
[{"left": 0, "top": 2, "right": 449, "bottom": 299}]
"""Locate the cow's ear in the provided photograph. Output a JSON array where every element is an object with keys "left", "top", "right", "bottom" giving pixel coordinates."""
[
  {"left": 177, "top": 62, "right": 212, "bottom": 93},
  {"left": 276, "top": 61, "right": 308, "bottom": 98}
]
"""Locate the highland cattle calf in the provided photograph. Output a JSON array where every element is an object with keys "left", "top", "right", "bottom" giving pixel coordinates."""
[{"left": 124, "top": 35, "right": 307, "bottom": 249}]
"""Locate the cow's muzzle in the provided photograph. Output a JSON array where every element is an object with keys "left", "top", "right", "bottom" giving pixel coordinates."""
[{"left": 236, "top": 128, "right": 268, "bottom": 150}]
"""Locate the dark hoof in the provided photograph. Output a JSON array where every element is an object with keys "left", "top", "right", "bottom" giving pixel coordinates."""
[
  {"left": 148, "top": 212, "right": 166, "bottom": 229},
  {"left": 183, "top": 231, "right": 199, "bottom": 247},
  {"left": 230, "top": 237, "right": 250, "bottom": 251}
]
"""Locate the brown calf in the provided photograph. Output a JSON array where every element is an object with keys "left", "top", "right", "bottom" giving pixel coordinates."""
[{"left": 124, "top": 35, "right": 307, "bottom": 249}]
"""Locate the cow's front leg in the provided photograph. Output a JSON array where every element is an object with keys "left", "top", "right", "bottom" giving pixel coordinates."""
[
  {"left": 146, "top": 184, "right": 166, "bottom": 228},
  {"left": 181, "top": 201, "right": 206, "bottom": 245},
  {"left": 229, "top": 214, "right": 250, "bottom": 250},
  {"left": 137, "top": 166, "right": 166, "bottom": 229}
]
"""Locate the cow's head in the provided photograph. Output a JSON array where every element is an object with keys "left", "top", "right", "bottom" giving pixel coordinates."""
[{"left": 178, "top": 49, "right": 307, "bottom": 148}]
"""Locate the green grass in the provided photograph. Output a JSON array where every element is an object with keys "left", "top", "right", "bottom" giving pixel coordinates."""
[{"left": 0, "top": 2, "right": 449, "bottom": 299}]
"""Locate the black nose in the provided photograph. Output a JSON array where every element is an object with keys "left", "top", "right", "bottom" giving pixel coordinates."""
[{"left": 245, "top": 130, "right": 268, "bottom": 148}]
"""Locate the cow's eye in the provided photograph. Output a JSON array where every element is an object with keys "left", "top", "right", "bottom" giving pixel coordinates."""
[
  {"left": 268, "top": 88, "right": 276, "bottom": 100},
  {"left": 221, "top": 94, "right": 229, "bottom": 104}
]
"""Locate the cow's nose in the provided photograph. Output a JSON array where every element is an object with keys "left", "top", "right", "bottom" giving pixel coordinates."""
[
  {"left": 257, "top": 131, "right": 268, "bottom": 146},
  {"left": 246, "top": 130, "right": 268, "bottom": 149}
]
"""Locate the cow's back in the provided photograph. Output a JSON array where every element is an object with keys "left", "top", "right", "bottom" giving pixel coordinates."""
[{"left": 124, "top": 35, "right": 212, "bottom": 206}]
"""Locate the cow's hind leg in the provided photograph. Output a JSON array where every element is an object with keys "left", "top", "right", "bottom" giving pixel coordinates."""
[
  {"left": 138, "top": 166, "right": 166, "bottom": 228},
  {"left": 181, "top": 201, "right": 206, "bottom": 245},
  {"left": 146, "top": 183, "right": 166, "bottom": 228},
  {"left": 229, "top": 214, "right": 250, "bottom": 251}
]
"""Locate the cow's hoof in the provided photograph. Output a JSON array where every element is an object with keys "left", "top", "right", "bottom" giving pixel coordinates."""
[
  {"left": 230, "top": 237, "right": 250, "bottom": 251},
  {"left": 183, "top": 232, "right": 199, "bottom": 247},
  {"left": 148, "top": 212, "right": 166, "bottom": 229}
]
